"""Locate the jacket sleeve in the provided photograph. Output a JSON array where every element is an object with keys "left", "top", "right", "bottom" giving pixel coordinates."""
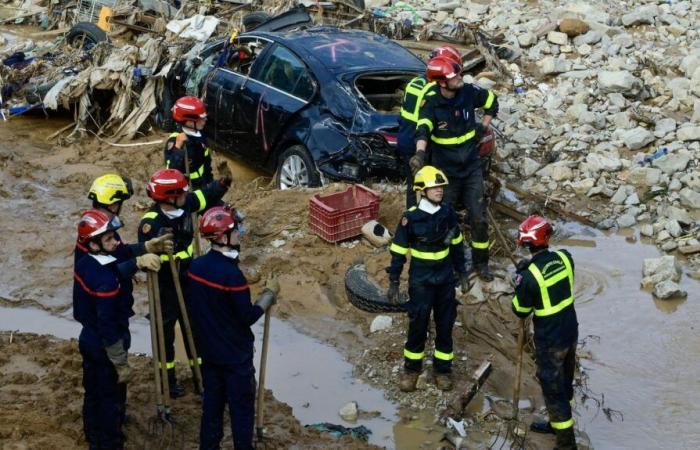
[
  {"left": 164, "top": 137, "right": 186, "bottom": 174},
  {"left": 94, "top": 277, "right": 123, "bottom": 347},
  {"left": 203, "top": 143, "right": 213, "bottom": 183},
  {"left": 448, "top": 209, "right": 467, "bottom": 274},
  {"left": 512, "top": 270, "right": 534, "bottom": 318},
  {"left": 414, "top": 95, "right": 436, "bottom": 143},
  {"left": 228, "top": 271, "right": 265, "bottom": 326},
  {"left": 137, "top": 217, "right": 158, "bottom": 243},
  {"left": 116, "top": 259, "right": 138, "bottom": 280},
  {"left": 387, "top": 214, "right": 410, "bottom": 282},
  {"left": 186, "top": 179, "right": 227, "bottom": 213},
  {"left": 472, "top": 84, "right": 499, "bottom": 117}
]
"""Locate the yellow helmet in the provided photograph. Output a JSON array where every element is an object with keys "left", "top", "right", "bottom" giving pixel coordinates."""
[
  {"left": 413, "top": 166, "right": 448, "bottom": 191},
  {"left": 88, "top": 174, "right": 133, "bottom": 206}
]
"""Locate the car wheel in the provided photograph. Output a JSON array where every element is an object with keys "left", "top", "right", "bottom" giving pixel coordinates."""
[
  {"left": 276, "top": 145, "right": 321, "bottom": 190},
  {"left": 243, "top": 12, "right": 272, "bottom": 31},
  {"left": 66, "top": 22, "right": 108, "bottom": 50}
]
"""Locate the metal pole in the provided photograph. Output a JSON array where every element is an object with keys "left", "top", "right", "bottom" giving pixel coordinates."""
[{"left": 255, "top": 308, "right": 272, "bottom": 440}]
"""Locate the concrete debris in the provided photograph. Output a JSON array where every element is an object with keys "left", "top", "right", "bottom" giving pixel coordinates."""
[
  {"left": 642, "top": 256, "right": 681, "bottom": 289},
  {"left": 339, "top": 401, "right": 359, "bottom": 422},
  {"left": 652, "top": 280, "right": 687, "bottom": 300},
  {"left": 370, "top": 315, "right": 393, "bottom": 333}
]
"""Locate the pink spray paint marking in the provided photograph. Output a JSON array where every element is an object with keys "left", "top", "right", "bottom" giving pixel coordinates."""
[
  {"left": 255, "top": 90, "right": 270, "bottom": 152},
  {"left": 312, "top": 38, "right": 361, "bottom": 63}
]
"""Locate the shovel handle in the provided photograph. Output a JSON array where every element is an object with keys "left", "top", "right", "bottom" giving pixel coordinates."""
[
  {"left": 512, "top": 318, "right": 525, "bottom": 420},
  {"left": 256, "top": 307, "right": 272, "bottom": 440}
]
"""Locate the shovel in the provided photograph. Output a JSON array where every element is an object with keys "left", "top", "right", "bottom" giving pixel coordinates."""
[{"left": 255, "top": 306, "right": 273, "bottom": 441}]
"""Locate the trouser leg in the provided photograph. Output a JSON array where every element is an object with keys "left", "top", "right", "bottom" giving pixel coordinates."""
[
  {"left": 432, "top": 282, "right": 457, "bottom": 373},
  {"left": 404, "top": 284, "right": 433, "bottom": 372},
  {"left": 399, "top": 156, "right": 418, "bottom": 209},
  {"left": 199, "top": 364, "right": 225, "bottom": 450},
  {"left": 462, "top": 167, "right": 489, "bottom": 267},
  {"left": 564, "top": 340, "right": 577, "bottom": 403},
  {"left": 442, "top": 175, "right": 463, "bottom": 212},
  {"left": 227, "top": 369, "right": 256, "bottom": 450},
  {"left": 536, "top": 343, "right": 576, "bottom": 446}
]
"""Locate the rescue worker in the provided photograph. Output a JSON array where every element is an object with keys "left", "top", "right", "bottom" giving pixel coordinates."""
[
  {"left": 138, "top": 168, "right": 231, "bottom": 398},
  {"left": 512, "top": 215, "right": 578, "bottom": 450},
  {"left": 165, "top": 96, "right": 213, "bottom": 190},
  {"left": 74, "top": 209, "right": 161, "bottom": 449},
  {"left": 386, "top": 166, "right": 470, "bottom": 392},
  {"left": 413, "top": 56, "right": 499, "bottom": 281},
  {"left": 397, "top": 45, "right": 462, "bottom": 209},
  {"left": 186, "top": 206, "right": 280, "bottom": 450},
  {"left": 76, "top": 174, "right": 174, "bottom": 267}
]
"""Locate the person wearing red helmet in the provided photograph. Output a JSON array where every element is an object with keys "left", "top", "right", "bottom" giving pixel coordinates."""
[
  {"left": 185, "top": 206, "right": 279, "bottom": 450},
  {"left": 165, "top": 96, "right": 213, "bottom": 190},
  {"left": 138, "top": 168, "right": 232, "bottom": 398},
  {"left": 73, "top": 209, "right": 161, "bottom": 449},
  {"left": 512, "top": 215, "right": 578, "bottom": 450},
  {"left": 413, "top": 55, "right": 499, "bottom": 281},
  {"left": 397, "top": 45, "right": 463, "bottom": 209}
]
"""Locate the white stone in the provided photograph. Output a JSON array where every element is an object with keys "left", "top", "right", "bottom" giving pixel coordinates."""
[
  {"left": 518, "top": 32, "right": 537, "bottom": 47},
  {"left": 621, "top": 5, "right": 658, "bottom": 27},
  {"left": 270, "top": 239, "right": 286, "bottom": 248},
  {"left": 453, "top": 7, "right": 468, "bottom": 19},
  {"left": 569, "top": 178, "right": 595, "bottom": 194},
  {"left": 622, "top": 127, "right": 655, "bottom": 150},
  {"left": 679, "top": 188, "right": 700, "bottom": 209},
  {"left": 540, "top": 56, "right": 572, "bottom": 74},
  {"left": 573, "top": 30, "right": 601, "bottom": 46},
  {"left": 624, "top": 192, "right": 640, "bottom": 205},
  {"left": 370, "top": 315, "right": 393, "bottom": 333},
  {"left": 617, "top": 214, "right": 636, "bottom": 228},
  {"left": 512, "top": 128, "right": 541, "bottom": 145},
  {"left": 577, "top": 44, "right": 592, "bottom": 55},
  {"left": 680, "top": 50, "right": 700, "bottom": 79},
  {"left": 653, "top": 280, "right": 687, "bottom": 300},
  {"left": 598, "top": 70, "right": 643, "bottom": 96},
  {"left": 339, "top": 401, "right": 359, "bottom": 422},
  {"left": 640, "top": 224, "right": 654, "bottom": 237},
  {"left": 519, "top": 157, "right": 542, "bottom": 177},
  {"left": 677, "top": 126, "right": 700, "bottom": 141},
  {"left": 663, "top": 206, "right": 693, "bottom": 225},
  {"left": 627, "top": 167, "right": 662, "bottom": 187},
  {"left": 665, "top": 219, "right": 682, "bottom": 238},
  {"left": 610, "top": 186, "right": 629, "bottom": 205},
  {"left": 654, "top": 118, "right": 677, "bottom": 137},
  {"left": 547, "top": 31, "right": 569, "bottom": 46},
  {"left": 643, "top": 255, "right": 681, "bottom": 281},
  {"left": 584, "top": 153, "right": 623, "bottom": 172},
  {"left": 537, "top": 162, "right": 574, "bottom": 181},
  {"left": 652, "top": 151, "right": 691, "bottom": 175}
]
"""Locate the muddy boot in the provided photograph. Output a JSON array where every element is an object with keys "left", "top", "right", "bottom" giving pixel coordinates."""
[
  {"left": 399, "top": 370, "right": 420, "bottom": 392},
  {"left": 553, "top": 427, "right": 577, "bottom": 450},
  {"left": 476, "top": 264, "right": 494, "bottom": 282},
  {"left": 434, "top": 372, "right": 453, "bottom": 391},
  {"left": 530, "top": 419, "right": 555, "bottom": 434}
]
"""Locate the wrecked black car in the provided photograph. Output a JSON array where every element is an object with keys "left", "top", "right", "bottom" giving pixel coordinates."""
[{"left": 160, "top": 9, "right": 425, "bottom": 188}]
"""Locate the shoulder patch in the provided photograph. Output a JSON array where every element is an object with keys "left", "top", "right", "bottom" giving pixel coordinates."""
[
  {"left": 141, "top": 223, "right": 151, "bottom": 234},
  {"left": 515, "top": 273, "right": 523, "bottom": 286}
]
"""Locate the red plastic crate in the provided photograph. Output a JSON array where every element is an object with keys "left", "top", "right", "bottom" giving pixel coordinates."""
[{"left": 308, "top": 184, "right": 381, "bottom": 243}]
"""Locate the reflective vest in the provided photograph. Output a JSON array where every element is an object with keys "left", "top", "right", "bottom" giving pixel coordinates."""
[
  {"left": 166, "top": 132, "right": 210, "bottom": 181},
  {"left": 400, "top": 77, "right": 436, "bottom": 124},
  {"left": 522, "top": 250, "right": 574, "bottom": 317}
]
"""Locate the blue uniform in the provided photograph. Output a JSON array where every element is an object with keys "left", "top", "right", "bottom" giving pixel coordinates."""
[
  {"left": 164, "top": 131, "right": 213, "bottom": 190},
  {"left": 73, "top": 253, "right": 133, "bottom": 449},
  {"left": 186, "top": 250, "right": 264, "bottom": 450}
]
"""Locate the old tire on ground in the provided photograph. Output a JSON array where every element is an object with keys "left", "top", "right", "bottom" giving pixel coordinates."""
[
  {"left": 243, "top": 12, "right": 272, "bottom": 31},
  {"left": 345, "top": 264, "right": 408, "bottom": 314},
  {"left": 67, "top": 22, "right": 108, "bottom": 50},
  {"left": 275, "top": 145, "right": 321, "bottom": 189}
]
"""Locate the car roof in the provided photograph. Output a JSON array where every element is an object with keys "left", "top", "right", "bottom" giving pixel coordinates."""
[{"left": 246, "top": 27, "right": 425, "bottom": 75}]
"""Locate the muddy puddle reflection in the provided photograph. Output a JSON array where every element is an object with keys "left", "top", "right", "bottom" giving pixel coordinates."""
[
  {"left": 0, "top": 308, "right": 398, "bottom": 447},
  {"left": 559, "top": 226, "right": 700, "bottom": 450}
]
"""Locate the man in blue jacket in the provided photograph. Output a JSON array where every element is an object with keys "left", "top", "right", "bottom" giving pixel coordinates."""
[
  {"left": 73, "top": 209, "right": 161, "bottom": 449},
  {"left": 186, "top": 205, "right": 279, "bottom": 450}
]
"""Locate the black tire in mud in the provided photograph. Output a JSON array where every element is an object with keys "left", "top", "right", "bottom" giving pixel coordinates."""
[
  {"left": 67, "top": 22, "right": 108, "bottom": 50},
  {"left": 344, "top": 264, "right": 408, "bottom": 314},
  {"left": 243, "top": 12, "right": 272, "bottom": 31}
]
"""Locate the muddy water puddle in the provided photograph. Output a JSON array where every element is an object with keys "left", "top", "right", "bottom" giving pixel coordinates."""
[
  {"left": 559, "top": 228, "right": 700, "bottom": 449},
  {"left": 0, "top": 307, "right": 399, "bottom": 447}
]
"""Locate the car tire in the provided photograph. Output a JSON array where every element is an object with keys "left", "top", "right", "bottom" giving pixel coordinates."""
[
  {"left": 243, "top": 12, "right": 272, "bottom": 31},
  {"left": 66, "top": 22, "right": 108, "bottom": 50},
  {"left": 345, "top": 265, "right": 407, "bottom": 314},
  {"left": 275, "top": 145, "right": 321, "bottom": 190}
]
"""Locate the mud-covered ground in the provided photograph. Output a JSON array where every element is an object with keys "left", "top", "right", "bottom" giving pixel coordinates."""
[{"left": 0, "top": 115, "right": 563, "bottom": 449}]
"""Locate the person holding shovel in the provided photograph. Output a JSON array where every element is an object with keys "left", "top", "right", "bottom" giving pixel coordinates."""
[
  {"left": 512, "top": 215, "right": 578, "bottom": 450},
  {"left": 165, "top": 96, "right": 213, "bottom": 190},
  {"left": 73, "top": 209, "right": 162, "bottom": 449},
  {"left": 138, "top": 168, "right": 231, "bottom": 398},
  {"left": 186, "top": 205, "right": 279, "bottom": 450},
  {"left": 387, "top": 165, "right": 470, "bottom": 392}
]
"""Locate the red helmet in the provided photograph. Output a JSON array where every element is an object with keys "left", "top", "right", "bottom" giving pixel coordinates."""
[
  {"left": 171, "top": 96, "right": 207, "bottom": 123},
  {"left": 199, "top": 206, "right": 238, "bottom": 240},
  {"left": 426, "top": 56, "right": 461, "bottom": 83},
  {"left": 517, "top": 215, "right": 553, "bottom": 247},
  {"left": 77, "top": 209, "right": 122, "bottom": 243},
  {"left": 430, "top": 45, "right": 461, "bottom": 65},
  {"left": 478, "top": 126, "right": 496, "bottom": 157},
  {"left": 147, "top": 169, "right": 189, "bottom": 202}
]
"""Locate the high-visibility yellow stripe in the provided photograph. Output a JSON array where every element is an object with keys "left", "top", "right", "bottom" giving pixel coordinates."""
[
  {"left": 528, "top": 251, "right": 574, "bottom": 317},
  {"left": 189, "top": 164, "right": 205, "bottom": 180},
  {"left": 169, "top": 132, "right": 179, "bottom": 138},
  {"left": 417, "top": 118, "right": 433, "bottom": 132},
  {"left": 403, "top": 348, "right": 425, "bottom": 360},
  {"left": 204, "top": 147, "right": 210, "bottom": 157},
  {"left": 410, "top": 247, "right": 450, "bottom": 260},
  {"left": 161, "top": 243, "right": 193, "bottom": 261},
  {"left": 143, "top": 211, "right": 158, "bottom": 220},
  {"left": 550, "top": 418, "right": 574, "bottom": 430},
  {"left": 433, "top": 350, "right": 454, "bottom": 361},
  {"left": 189, "top": 357, "right": 202, "bottom": 366},
  {"left": 400, "top": 79, "right": 436, "bottom": 123},
  {"left": 194, "top": 190, "right": 207, "bottom": 212},
  {"left": 471, "top": 240, "right": 489, "bottom": 250},
  {"left": 390, "top": 242, "right": 409, "bottom": 255},
  {"left": 431, "top": 129, "right": 476, "bottom": 145},
  {"left": 451, "top": 233, "right": 464, "bottom": 245},
  {"left": 512, "top": 295, "right": 533, "bottom": 313},
  {"left": 159, "top": 360, "right": 176, "bottom": 369},
  {"left": 483, "top": 90, "right": 495, "bottom": 109}
]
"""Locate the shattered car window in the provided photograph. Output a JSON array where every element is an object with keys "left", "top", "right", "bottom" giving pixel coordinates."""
[{"left": 252, "top": 45, "right": 315, "bottom": 100}]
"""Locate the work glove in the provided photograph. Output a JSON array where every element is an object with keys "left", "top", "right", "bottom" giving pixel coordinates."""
[
  {"left": 408, "top": 150, "right": 425, "bottom": 176},
  {"left": 136, "top": 253, "right": 162, "bottom": 272},
  {"left": 144, "top": 232, "right": 174, "bottom": 254},
  {"left": 263, "top": 276, "right": 280, "bottom": 297},
  {"left": 459, "top": 272, "right": 471, "bottom": 293},
  {"left": 255, "top": 275, "right": 279, "bottom": 311},
  {"left": 105, "top": 340, "right": 132, "bottom": 384},
  {"left": 387, "top": 280, "right": 400, "bottom": 304},
  {"left": 219, "top": 176, "right": 233, "bottom": 189}
]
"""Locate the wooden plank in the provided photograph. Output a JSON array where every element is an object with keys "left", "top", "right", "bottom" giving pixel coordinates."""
[
  {"left": 30, "top": 27, "right": 69, "bottom": 38},
  {"left": 679, "top": 244, "right": 700, "bottom": 255},
  {"left": 459, "top": 361, "right": 492, "bottom": 414},
  {"left": 505, "top": 181, "right": 597, "bottom": 227}
]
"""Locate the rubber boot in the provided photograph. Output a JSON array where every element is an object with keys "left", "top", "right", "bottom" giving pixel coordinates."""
[
  {"left": 476, "top": 264, "right": 494, "bottom": 282},
  {"left": 553, "top": 427, "right": 577, "bottom": 450},
  {"left": 168, "top": 370, "right": 186, "bottom": 398},
  {"left": 530, "top": 419, "right": 555, "bottom": 434},
  {"left": 434, "top": 372, "right": 453, "bottom": 391},
  {"left": 399, "top": 370, "right": 419, "bottom": 392}
]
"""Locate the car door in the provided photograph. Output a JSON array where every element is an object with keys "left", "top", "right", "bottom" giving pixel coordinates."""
[{"left": 234, "top": 43, "right": 316, "bottom": 166}]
